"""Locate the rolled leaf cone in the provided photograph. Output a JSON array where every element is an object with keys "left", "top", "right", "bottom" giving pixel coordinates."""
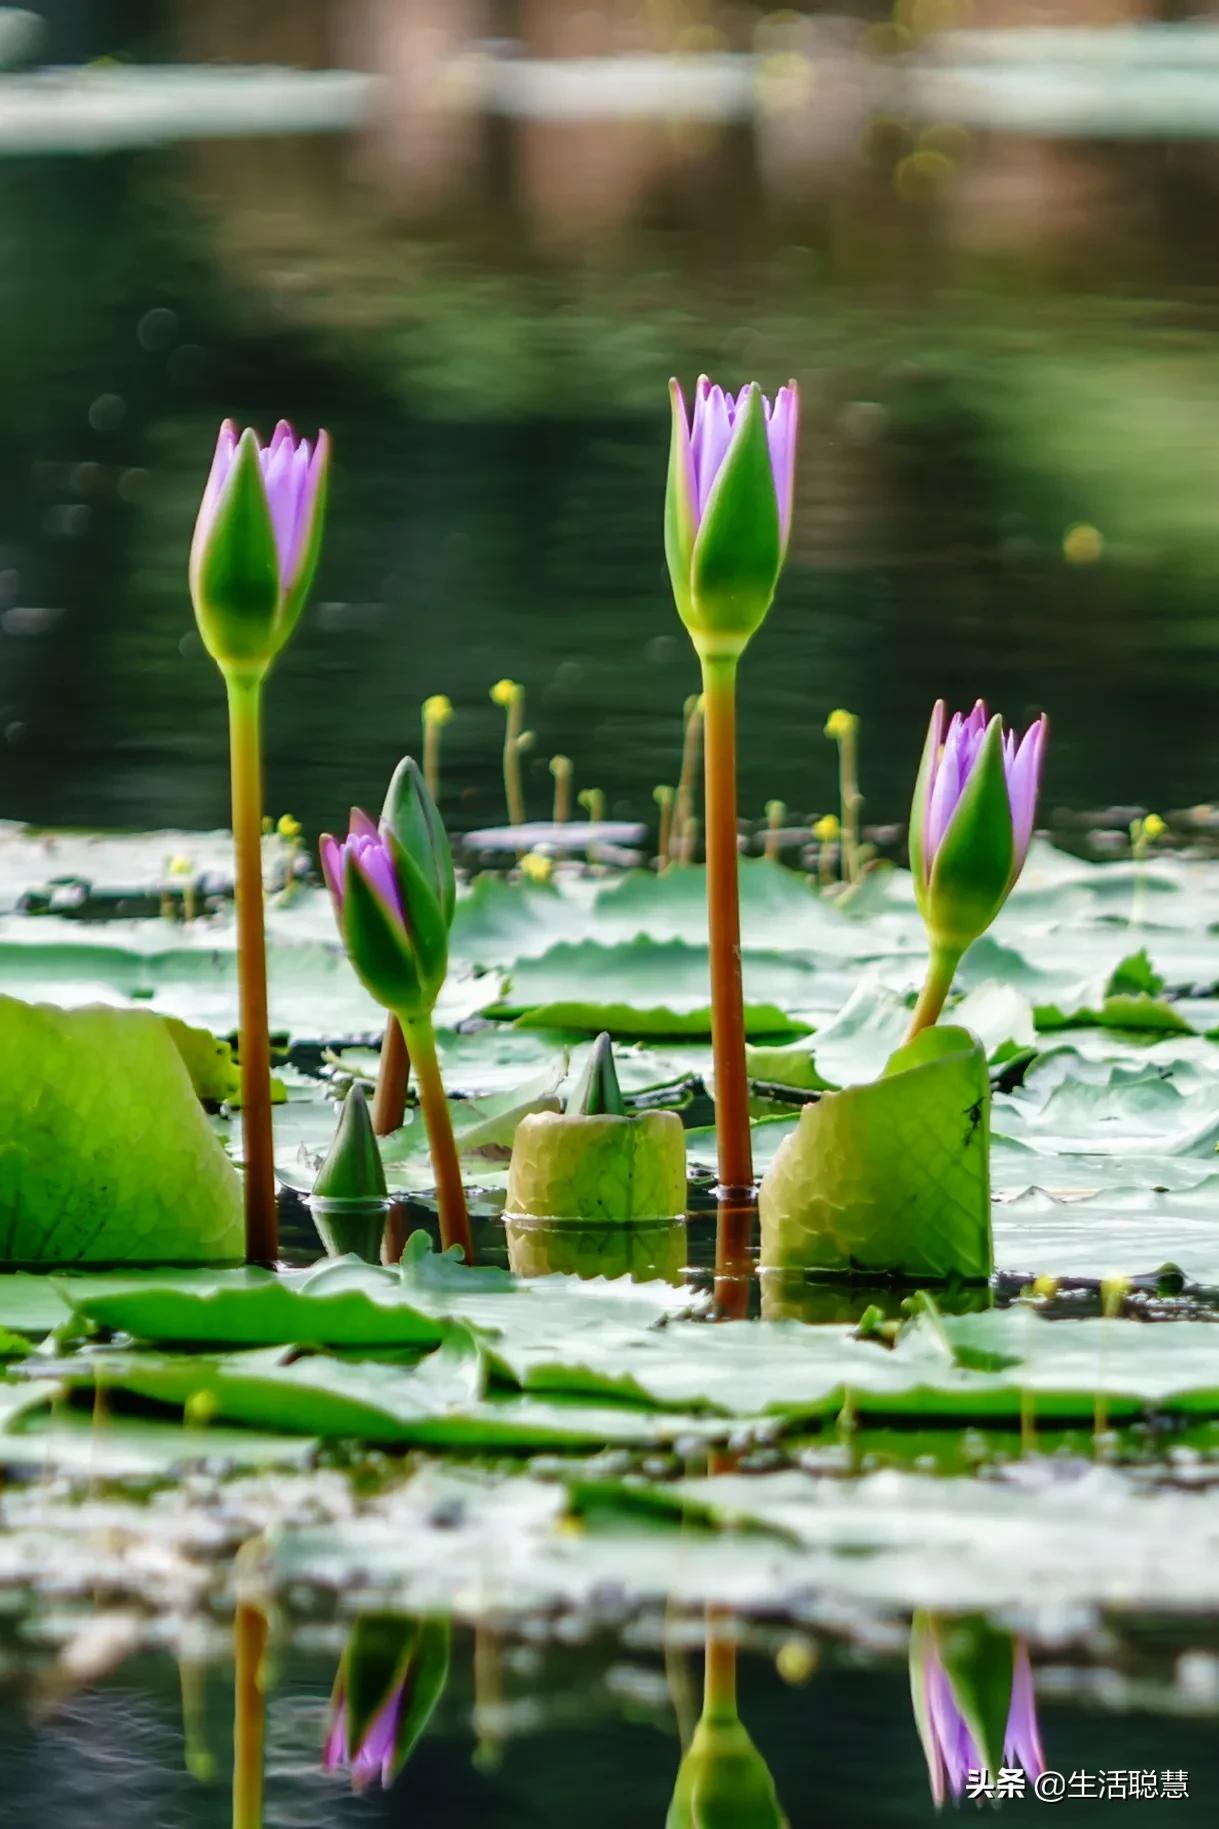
[
  {"left": 310, "top": 1083, "right": 388, "bottom": 1262},
  {"left": 506, "top": 1109, "right": 687, "bottom": 1225},
  {"left": 758, "top": 1026, "right": 992, "bottom": 1281}
]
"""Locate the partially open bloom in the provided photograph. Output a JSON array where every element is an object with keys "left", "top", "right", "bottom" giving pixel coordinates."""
[
  {"left": 190, "top": 418, "right": 330, "bottom": 673},
  {"left": 323, "top": 1614, "right": 450, "bottom": 1794},
  {"left": 910, "top": 1613, "right": 1044, "bottom": 1807},
  {"left": 666, "top": 376, "right": 798, "bottom": 659},
  {"left": 910, "top": 700, "right": 1048, "bottom": 956},
  {"left": 321, "top": 760, "right": 454, "bottom": 1021}
]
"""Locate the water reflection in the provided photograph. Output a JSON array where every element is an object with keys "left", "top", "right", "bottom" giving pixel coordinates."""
[
  {"left": 323, "top": 1614, "right": 451, "bottom": 1794},
  {"left": 909, "top": 1613, "right": 1045, "bottom": 1808}
]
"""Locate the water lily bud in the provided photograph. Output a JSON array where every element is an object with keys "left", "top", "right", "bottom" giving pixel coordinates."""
[
  {"left": 909, "top": 1612, "right": 1044, "bottom": 1807},
  {"left": 666, "top": 1713, "right": 787, "bottom": 1828},
  {"left": 189, "top": 418, "right": 329, "bottom": 675},
  {"left": 666, "top": 376, "right": 798, "bottom": 661},
  {"left": 824, "top": 708, "right": 857, "bottom": 741},
  {"left": 320, "top": 805, "right": 449, "bottom": 1022},
  {"left": 313, "top": 1084, "right": 387, "bottom": 1202},
  {"left": 422, "top": 693, "right": 453, "bottom": 728},
  {"left": 910, "top": 700, "right": 1048, "bottom": 956},
  {"left": 324, "top": 1613, "right": 450, "bottom": 1792}
]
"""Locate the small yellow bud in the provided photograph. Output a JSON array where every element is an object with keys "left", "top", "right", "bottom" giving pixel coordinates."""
[
  {"left": 185, "top": 1388, "right": 218, "bottom": 1427},
  {"left": 167, "top": 854, "right": 194, "bottom": 877},
  {"left": 775, "top": 1638, "right": 818, "bottom": 1686},
  {"left": 490, "top": 678, "right": 521, "bottom": 707},
  {"left": 653, "top": 784, "right": 674, "bottom": 808},
  {"left": 423, "top": 693, "right": 454, "bottom": 727},
  {"left": 812, "top": 814, "right": 840, "bottom": 842},
  {"left": 519, "top": 850, "right": 553, "bottom": 884},
  {"left": 549, "top": 754, "right": 572, "bottom": 777},
  {"left": 276, "top": 813, "right": 302, "bottom": 839},
  {"left": 824, "top": 708, "right": 857, "bottom": 741},
  {"left": 765, "top": 799, "right": 786, "bottom": 820},
  {"left": 1141, "top": 813, "right": 1166, "bottom": 841},
  {"left": 1030, "top": 1274, "right": 1058, "bottom": 1299},
  {"left": 1063, "top": 522, "right": 1103, "bottom": 566}
]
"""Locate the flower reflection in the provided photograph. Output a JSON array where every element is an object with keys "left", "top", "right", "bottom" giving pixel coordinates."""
[
  {"left": 323, "top": 1613, "right": 450, "bottom": 1793},
  {"left": 910, "top": 1612, "right": 1045, "bottom": 1806}
]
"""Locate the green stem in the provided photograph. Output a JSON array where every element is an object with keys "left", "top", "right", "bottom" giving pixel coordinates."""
[
  {"left": 905, "top": 945, "right": 962, "bottom": 1043},
  {"left": 839, "top": 726, "right": 861, "bottom": 885},
  {"left": 401, "top": 1012, "right": 474, "bottom": 1262},
  {"left": 503, "top": 693, "right": 525, "bottom": 826},
  {"left": 700, "top": 653, "right": 753, "bottom": 1196},
  {"left": 225, "top": 671, "right": 277, "bottom": 1265}
]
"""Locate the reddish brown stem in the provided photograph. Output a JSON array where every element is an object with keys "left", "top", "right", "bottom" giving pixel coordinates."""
[
  {"left": 700, "top": 655, "right": 753, "bottom": 1198},
  {"left": 402, "top": 1013, "right": 474, "bottom": 1262},
  {"left": 226, "top": 673, "right": 277, "bottom": 1265},
  {"left": 372, "top": 1014, "right": 411, "bottom": 1136}
]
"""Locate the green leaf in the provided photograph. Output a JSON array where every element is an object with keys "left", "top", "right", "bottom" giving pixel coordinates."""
[
  {"left": 758, "top": 1025, "right": 992, "bottom": 1279},
  {"left": 491, "top": 938, "right": 815, "bottom": 1037},
  {"left": 0, "top": 996, "right": 242, "bottom": 1265},
  {"left": 505, "top": 1109, "right": 687, "bottom": 1222}
]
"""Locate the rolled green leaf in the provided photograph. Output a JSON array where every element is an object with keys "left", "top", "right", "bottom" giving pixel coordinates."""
[
  {"left": 506, "top": 1108, "right": 686, "bottom": 1225},
  {"left": 758, "top": 1025, "right": 992, "bottom": 1281}
]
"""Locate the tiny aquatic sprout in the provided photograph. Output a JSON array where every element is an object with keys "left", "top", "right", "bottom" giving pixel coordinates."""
[
  {"left": 907, "top": 699, "right": 1048, "bottom": 1039},
  {"left": 189, "top": 418, "right": 330, "bottom": 1266},
  {"left": 190, "top": 419, "right": 330, "bottom": 674},
  {"left": 824, "top": 706, "right": 863, "bottom": 885},
  {"left": 519, "top": 849, "right": 553, "bottom": 884},
  {"left": 664, "top": 379, "right": 798, "bottom": 1204},
  {"left": 549, "top": 753, "right": 573, "bottom": 823},
  {"left": 910, "top": 1613, "right": 1044, "bottom": 1808},
  {"left": 666, "top": 376, "right": 798, "bottom": 661},
  {"left": 324, "top": 1614, "right": 450, "bottom": 1794},
  {"left": 321, "top": 758, "right": 473, "bottom": 1261},
  {"left": 490, "top": 677, "right": 527, "bottom": 825}
]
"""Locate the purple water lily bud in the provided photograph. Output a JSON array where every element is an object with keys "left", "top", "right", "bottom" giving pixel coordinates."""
[
  {"left": 913, "top": 1618, "right": 1045, "bottom": 1806},
  {"left": 910, "top": 699, "right": 1049, "bottom": 955},
  {"left": 320, "top": 809, "right": 406, "bottom": 928},
  {"left": 666, "top": 374, "right": 799, "bottom": 659},
  {"left": 189, "top": 417, "right": 330, "bottom": 673}
]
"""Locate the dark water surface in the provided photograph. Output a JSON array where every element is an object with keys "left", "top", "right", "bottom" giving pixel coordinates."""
[{"left": 3, "top": 129, "right": 1219, "bottom": 850}]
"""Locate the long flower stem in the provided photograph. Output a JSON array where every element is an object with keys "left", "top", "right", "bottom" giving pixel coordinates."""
[
  {"left": 232, "top": 1599, "right": 268, "bottom": 1829},
  {"left": 703, "top": 1611, "right": 738, "bottom": 1721},
  {"left": 423, "top": 721, "right": 442, "bottom": 803},
  {"left": 905, "top": 945, "right": 962, "bottom": 1043},
  {"left": 401, "top": 1012, "right": 474, "bottom": 1262},
  {"left": 503, "top": 692, "right": 525, "bottom": 826},
  {"left": 225, "top": 672, "right": 277, "bottom": 1265},
  {"left": 372, "top": 1014, "right": 411, "bottom": 1136},
  {"left": 700, "top": 653, "right": 753, "bottom": 1196},
  {"left": 839, "top": 725, "right": 861, "bottom": 885}
]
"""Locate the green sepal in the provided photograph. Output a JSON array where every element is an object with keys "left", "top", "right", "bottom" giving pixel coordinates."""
[
  {"left": 313, "top": 1084, "right": 387, "bottom": 1201},
  {"left": 664, "top": 378, "right": 699, "bottom": 627},
  {"left": 908, "top": 701, "right": 942, "bottom": 921},
  {"left": 384, "top": 826, "right": 449, "bottom": 1001},
  {"left": 336, "top": 1612, "right": 451, "bottom": 1784},
  {"left": 924, "top": 716, "right": 1016, "bottom": 953},
  {"left": 341, "top": 850, "right": 429, "bottom": 1017},
  {"left": 381, "top": 755, "right": 455, "bottom": 928},
  {"left": 273, "top": 427, "right": 330, "bottom": 654},
  {"left": 666, "top": 1712, "right": 786, "bottom": 1829},
  {"left": 911, "top": 1612, "right": 1014, "bottom": 1790},
  {"left": 687, "top": 384, "right": 782, "bottom": 658},
  {"left": 190, "top": 427, "right": 280, "bottom": 671},
  {"left": 568, "top": 1032, "right": 626, "bottom": 1115}
]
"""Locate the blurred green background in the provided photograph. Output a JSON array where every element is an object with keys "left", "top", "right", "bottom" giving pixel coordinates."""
[{"left": 3, "top": 1, "right": 1219, "bottom": 843}]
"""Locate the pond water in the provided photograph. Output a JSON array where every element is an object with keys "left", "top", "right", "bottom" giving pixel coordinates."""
[{"left": 2, "top": 110, "right": 1219, "bottom": 849}]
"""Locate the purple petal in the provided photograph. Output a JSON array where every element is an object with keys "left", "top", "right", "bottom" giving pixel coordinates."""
[
  {"left": 924, "top": 1654, "right": 981, "bottom": 1801},
  {"left": 352, "top": 838, "right": 406, "bottom": 928},
  {"left": 1005, "top": 717, "right": 1046, "bottom": 868},
  {"left": 349, "top": 1688, "right": 402, "bottom": 1791},
  {"left": 350, "top": 807, "right": 379, "bottom": 841},
  {"left": 692, "top": 384, "right": 734, "bottom": 515},
  {"left": 193, "top": 418, "right": 238, "bottom": 544},
  {"left": 1004, "top": 1645, "right": 1045, "bottom": 1779},
  {"left": 323, "top": 1697, "right": 349, "bottom": 1772},
  {"left": 925, "top": 713, "right": 965, "bottom": 861},
  {"left": 319, "top": 835, "right": 344, "bottom": 906},
  {"left": 767, "top": 383, "right": 799, "bottom": 547}
]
